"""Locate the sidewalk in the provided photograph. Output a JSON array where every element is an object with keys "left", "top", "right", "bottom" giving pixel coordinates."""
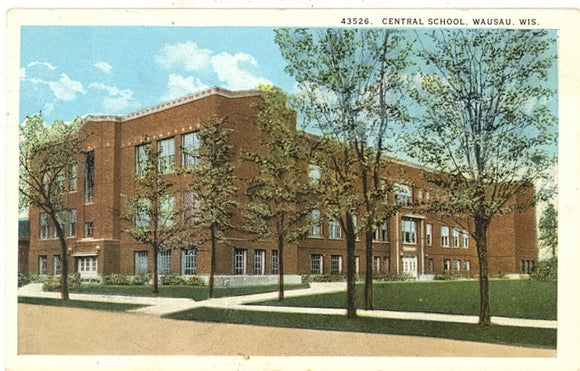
[{"left": 17, "top": 282, "right": 557, "bottom": 329}]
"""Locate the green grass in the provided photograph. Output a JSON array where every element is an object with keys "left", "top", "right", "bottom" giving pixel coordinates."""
[
  {"left": 71, "top": 283, "right": 310, "bottom": 301},
  {"left": 18, "top": 296, "right": 148, "bottom": 312},
  {"left": 249, "top": 279, "right": 557, "bottom": 320},
  {"left": 163, "top": 307, "right": 557, "bottom": 349}
]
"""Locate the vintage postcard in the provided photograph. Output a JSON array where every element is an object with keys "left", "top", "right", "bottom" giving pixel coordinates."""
[{"left": 4, "top": 4, "right": 580, "bottom": 371}]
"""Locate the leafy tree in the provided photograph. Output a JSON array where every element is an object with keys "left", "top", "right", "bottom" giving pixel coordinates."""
[
  {"left": 185, "top": 115, "right": 237, "bottom": 298},
  {"left": 19, "top": 112, "right": 86, "bottom": 300},
  {"left": 123, "top": 144, "right": 187, "bottom": 294},
  {"left": 243, "top": 84, "right": 313, "bottom": 301},
  {"left": 275, "top": 28, "right": 411, "bottom": 316},
  {"left": 408, "top": 29, "right": 557, "bottom": 325},
  {"left": 538, "top": 202, "right": 557, "bottom": 257}
]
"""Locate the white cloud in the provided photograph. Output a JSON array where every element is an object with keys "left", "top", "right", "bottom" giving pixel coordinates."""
[
  {"left": 89, "top": 82, "right": 137, "bottom": 114},
  {"left": 156, "top": 41, "right": 212, "bottom": 71},
  {"left": 210, "top": 52, "right": 271, "bottom": 90},
  {"left": 48, "top": 73, "right": 85, "bottom": 101},
  {"left": 27, "top": 61, "right": 57, "bottom": 70},
  {"left": 94, "top": 62, "right": 113, "bottom": 75},
  {"left": 160, "top": 73, "right": 209, "bottom": 101},
  {"left": 43, "top": 102, "right": 55, "bottom": 115}
]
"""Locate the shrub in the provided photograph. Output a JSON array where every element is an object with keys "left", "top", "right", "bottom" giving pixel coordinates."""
[
  {"left": 185, "top": 275, "right": 205, "bottom": 286},
  {"left": 41, "top": 273, "right": 81, "bottom": 292},
  {"left": 302, "top": 274, "right": 346, "bottom": 283},
  {"left": 131, "top": 273, "right": 151, "bottom": 286},
  {"left": 160, "top": 274, "right": 187, "bottom": 285},
  {"left": 18, "top": 273, "right": 31, "bottom": 287},
  {"left": 530, "top": 257, "right": 557, "bottom": 281},
  {"left": 102, "top": 274, "right": 132, "bottom": 285},
  {"left": 373, "top": 272, "right": 414, "bottom": 281}
]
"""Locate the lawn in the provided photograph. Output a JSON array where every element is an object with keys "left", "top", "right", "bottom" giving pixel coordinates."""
[
  {"left": 249, "top": 279, "right": 557, "bottom": 320},
  {"left": 18, "top": 296, "right": 149, "bottom": 312},
  {"left": 71, "top": 283, "right": 310, "bottom": 301},
  {"left": 163, "top": 307, "right": 557, "bottom": 349}
]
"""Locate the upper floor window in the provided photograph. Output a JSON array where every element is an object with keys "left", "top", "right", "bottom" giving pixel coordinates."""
[
  {"left": 308, "top": 164, "right": 321, "bottom": 185},
  {"left": 39, "top": 213, "right": 49, "bottom": 240},
  {"left": 84, "top": 150, "right": 95, "bottom": 203},
  {"left": 463, "top": 232, "right": 469, "bottom": 248},
  {"left": 158, "top": 137, "right": 175, "bottom": 174},
  {"left": 84, "top": 222, "right": 94, "bottom": 238},
  {"left": 67, "top": 209, "right": 76, "bottom": 237},
  {"left": 183, "top": 191, "right": 200, "bottom": 225},
  {"left": 329, "top": 220, "right": 341, "bottom": 239},
  {"left": 159, "top": 194, "right": 175, "bottom": 228},
  {"left": 69, "top": 164, "right": 77, "bottom": 192},
  {"left": 426, "top": 223, "right": 433, "bottom": 246},
  {"left": 181, "top": 131, "right": 200, "bottom": 168},
  {"left": 310, "top": 210, "right": 322, "bottom": 237},
  {"left": 135, "top": 144, "right": 149, "bottom": 176},
  {"left": 402, "top": 219, "right": 417, "bottom": 244},
  {"left": 452, "top": 229, "right": 460, "bottom": 248},
  {"left": 394, "top": 183, "right": 412, "bottom": 204},
  {"left": 441, "top": 226, "right": 449, "bottom": 247},
  {"left": 374, "top": 221, "right": 388, "bottom": 242}
]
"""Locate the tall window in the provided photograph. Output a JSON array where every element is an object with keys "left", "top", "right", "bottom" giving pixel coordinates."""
[
  {"left": 402, "top": 219, "right": 417, "bottom": 244},
  {"left": 160, "top": 194, "right": 174, "bottom": 227},
  {"left": 443, "top": 258, "right": 451, "bottom": 271},
  {"left": 183, "top": 191, "right": 200, "bottom": 224},
  {"left": 355, "top": 256, "right": 360, "bottom": 274},
  {"left": 330, "top": 255, "right": 342, "bottom": 274},
  {"left": 39, "top": 213, "right": 49, "bottom": 240},
  {"left": 308, "top": 164, "right": 321, "bottom": 185},
  {"left": 69, "top": 164, "right": 77, "bottom": 191},
  {"left": 181, "top": 131, "right": 200, "bottom": 168},
  {"left": 394, "top": 183, "right": 412, "bottom": 204},
  {"left": 158, "top": 137, "right": 175, "bottom": 174},
  {"left": 181, "top": 248, "right": 197, "bottom": 275},
  {"left": 452, "top": 229, "right": 460, "bottom": 248},
  {"left": 463, "top": 260, "right": 471, "bottom": 272},
  {"left": 234, "top": 248, "right": 247, "bottom": 275},
  {"left": 67, "top": 209, "right": 76, "bottom": 237},
  {"left": 38, "top": 255, "right": 47, "bottom": 275},
  {"left": 84, "top": 222, "right": 94, "bottom": 238},
  {"left": 84, "top": 150, "right": 95, "bottom": 203},
  {"left": 441, "top": 226, "right": 449, "bottom": 247},
  {"left": 77, "top": 256, "right": 98, "bottom": 277},
  {"left": 374, "top": 221, "right": 388, "bottom": 242},
  {"left": 136, "top": 198, "right": 151, "bottom": 228},
  {"left": 253, "top": 249, "right": 266, "bottom": 275},
  {"left": 271, "top": 250, "right": 279, "bottom": 274},
  {"left": 328, "top": 220, "right": 341, "bottom": 239},
  {"left": 453, "top": 259, "right": 461, "bottom": 271},
  {"left": 310, "top": 210, "right": 322, "bottom": 237},
  {"left": 374, "top": 256, "right": 381, "bottom": 272},
  {"left": 426, "top": 223, "right": 433, "bottom": 245},
  {"left": 135, "top": 144, "right": 149, "bottom": 176},
  {"left": 310, "top": 254, "right": 323, "bottom": 274},
  {"left": 462, "top": 232, "right": 469, "bottom": 248},
  {"left": 427, "top": 258, "right": 434, "bottom": 273},
  {"left": 157, "top": 250, "right": 171, "bottom": 275},
  {"left": 135, "top": 251, "right": 148, "bottom": 274},
  {"left": 53, "top": 255, "right": 62, "bottom": 275}
]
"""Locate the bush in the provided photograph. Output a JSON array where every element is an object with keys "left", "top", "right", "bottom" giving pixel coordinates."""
[
  {"left": 18, "top": 273, "right": 31, "bottom": 287},
  {"left": 302, "top": 273, "right": 346, "bottom": 283},
  {"left": 185, "top": 275, "right": 205, "bottom": 286},
  {"left": 530, "top": 257, "right": 557, "bottom": 281},
  {"left": 373, "top": 272, "right": 414, "bottom": 281},
  {"left": 42, "top": 273, "right": 81, "bottom": 292},
  {"left": 160, "top": 274, "right": 187, "bottom": 285},
  {"left": 131, "top": 273, "right": 151, "bottom": 285},
  {"left": 102, "top": 274, "right": 132, "bottom": 285}
]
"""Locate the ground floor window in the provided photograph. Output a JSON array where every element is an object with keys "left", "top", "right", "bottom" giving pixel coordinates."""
[
  {"left": 53, "top": 255, "right": 62, "bottom": 275},
  {"left": 77, "top": 256, "right": 98, "bottom": 277},
  {"left": 383, "top": 257, "right": 390, "bottom": 272},
  {"left": 374, "top": 256, "right": 381, "bottom": 272},
  {"left": 157, "top": 250, "right": 171, "bottom": 275},
  {"left": 521, "top": 260, "right": 535, "bottom": 274},
  {"left": 355, "top": 256, "right": 360, "bottom": 274},
  {"left": 135, "top": 251, "right": 148, "bottom": 274},
  {"left": 234, "top": 248, "right": 247, "bottom": 275},
  {"left": 402, "top": 256, "right": 417, "bottom": 277},
  {"left": 38, "top": 255, "right": 47, "bottom": 275},
  {"left": 453, "top": 259, "right": 461, "bottom": 271},
  {"left": 463, "top": 260, "right": 471, "bottom": 272},
  {"left": 271, "top": 250, "right": 279, "bottom": 274},
  {"left": 443, "top": 258, "right": 451, "bottom": 272},
  {"left": 427, "top": 258, "right": 434, "bottom": 273},
  {"left": 310, "top": 254, "right": 323, "bottom": 274},
  {"left": 253, "top": 249, "right": 266, "bottom": 275},
  {"left": 181, "top": 248, "right": 197, "bottom": 275},
  {"left": 330, "top": 255, "right": 342, "bottom": 274}
]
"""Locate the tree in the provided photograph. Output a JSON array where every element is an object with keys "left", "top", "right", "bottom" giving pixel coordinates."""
[
  {"left": 275, "top": 28, "right": 411, "bottom": 316},
  {"left": 19, "top": 112, "right": 86, "bottom": 300},
  {"left": 538, "top": 202, "right": 557, "bottom": 258},
  {"left": 123, "top": 144, "right": 187, "bottom": 294},
  {"left": 186, "top": 115, "right": 237, "bottom": 298},
  {"left": 407, "top": 29, "right": 557, "bottom": 325},
  {"left": 243, "top": 84, "right": 312, "bottom": 301}
]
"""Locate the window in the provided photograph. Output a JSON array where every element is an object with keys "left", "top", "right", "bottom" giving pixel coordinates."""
[
  {"left": 67, "top": 209, "right": 76, "bottom": 237},
  {"left": 462, "top": 232, "right": 469, "bottom": 248},
  {"left": 135, "top": 251, "right": 148, "bottom": 274},
  {"left": 84, "top": 150, "right": 94, "bottom": 203},
  {"left": 383, "top": 257, "right": 390, "bottom": 272},
  {"left": 183, "top": 191, "right": 200, "bottom": 224},
  {"left": 427, "top": 258, "right": 434, "bottom": 273},
  {"left": 330, "top": 255, "right": 342, "bottom": 274},
  {"left": 443, "top": 258, "right": 451, "bottom": 272},
  {"left": 39, "top": 213, "right": 49, "bottom": 240},
  {"left": 38, "top": 255, "right": 47, "bottom": 275},
  {"left": 453, "top": 259, "right": 461, "bottom": 271},
  {"left": 417, "top": 189, "right": 423, "bottom": 200},
  {"left": 271, "top": 250, "right": 279, "bottom": 274},
  {"left": 53, "top": 255, "right": 62, "bottom": 275},
  {"left": 394, "top": 183, "right": 412, "bottom": 204},
  {"left": 441, "top": 226, "right": 449, "bottom": 247},
  {"left": 158, "top": 137, "right": 175, "bottom": 174},
  {"left": 69, "top": 164, "right": 77, "bottom": 191},
  {"left": 402, "top": 219, "right": 417, "bottom": 244},
  {"left": 374, "top": 222, "right": 388, "bottom": 242},
  {"left": 181, "top": 248, "right": 197, "bottom": 275},
  {"left": 77, "top": 256, "right": 98, "bottom": 277},
  {"left": 310, "top": 210, "right": 322, "bottom": 237},
  {"left": 136, "top": 198, "right": 151, "bottom": 228},
  {"left": 234, "top": 249, "right": 247, "bottom": 275},
  {"left": 426, "top": 223, "right": 433, "bottom": 246},
  {"left": 329, "top": 220, "right": 341, "bottom": 239},
  {"left": 355, "top": 256, "right": 360, "bottom": 274},
  {"left": 181, "top": 131, "right": 200, "bottom": 168},
  {"left": 135, "top": 144, "right": 149, "bottom": 176},
  {"left": 253, "top": 249, "right": 266, "bottom": 275},
  {"left": 157, "top": 250, "right": 171, "bottom": 275},
  {"left": 402, "top": 256, "right": 417, "bottom": 277},
  {"left": 463, "top": 260, "right": 471, "bottom": 272},
  {"left": 84, "top": 222, "right": 94, "bottom": 238},
  {"left": 308, "top": 164, "right": 321, "bottom": 185},
  {"left": 452, "top": 229, "right": 460, "bottom": 248},
  {"left": 521, "top": 260, "right": 535, "bottom": 274},
  {"left": 310, "top": 254, "right": 323, "bottom": 274},
  {"left": 160, "top": 194, "right": 174, "bottom": 227},
  {"left": 374, "top": 256, "right": 381, "bottom": 272}
]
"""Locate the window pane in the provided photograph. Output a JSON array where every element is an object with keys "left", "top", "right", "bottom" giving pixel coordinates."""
[
  {"left": 158, "top": 138, "right": 175, "bottom": 174},
  {"left": 182, "top": 132, "right": 200, "bottom": 168}
]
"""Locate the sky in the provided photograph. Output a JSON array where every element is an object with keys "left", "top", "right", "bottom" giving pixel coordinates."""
[{"left": 19, "top": 26, "right": 299, "bottom": 124}]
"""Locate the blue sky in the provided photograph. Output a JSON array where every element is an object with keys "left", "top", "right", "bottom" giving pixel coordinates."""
[{"left": 19, "top": 26, "right": 298, "bottom": 124}]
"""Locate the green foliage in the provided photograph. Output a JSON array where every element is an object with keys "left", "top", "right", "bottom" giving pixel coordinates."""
[
  {"left": 185, "top": 275, "right": 205, "bottom": 286},
  {"left": 538, "top": 203, "right": 558, "bottom": 257},
  {"left": 302, "top": 274, "right": 347, "bottom": 283},
  {"left": 42, "top": 273, "right": 81, "bottom": 292},
  {"left": 373, "top": 272, "right": 414, "bottom": 281},
  {"left": 18, "top": 273, "right": 31, "bottom": 287},
  {"left": 18, "top": 296, "right": 148, "bottom": 312},
  {"left": 131, "top": 273, "right": 152, "bottom": 285},
  {"left": 160, "top": 274, "right": 187, "bottom": 285},
  {"left": 102, "top": 274, "right": 132, "bottom": 285},
  {"left": 530, "top": 257, "right": 558, "bottom": 281}
]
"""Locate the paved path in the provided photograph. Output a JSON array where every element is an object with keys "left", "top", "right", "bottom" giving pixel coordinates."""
[{"left": 17, "top": 282, "right": 557, "bottom": 329}]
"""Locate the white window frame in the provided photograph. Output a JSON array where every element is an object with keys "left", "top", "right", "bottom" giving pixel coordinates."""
[
  {"left": 374, "top": 256, "right": 381, "bottom": 272},
  {"left": 426, "top": 223, "right": 432, "bottom": 246},
  {"left": 463, "top": 232, "right": 469, "bottom": 248},
  {"left": 181, "top": 248, "right": 197, "bottom": 275},
  {"left": 53, "top": 255, "right": 62, "bottom": 275},
  {"left": 402, "top": 256, "right": 417, "bottom": 277},
  {"left": 234, "top": 248, "right": 247, "bottom": 275},
  {"left": 330, "top": 255, "right": 342, "bottom": 274},
  {"left": 39, "top": 213, "right": 49, "bottom": 240},
  {"left": 77, "top": 256, "right": 98, "bottom": 278},
  {"left": 38, "top": 255, "right": 48, "bottom": 275},
  {"left": 443, "top": 258, "right": 451, "bottom": 272},
  {"left": 157, "top": 250, "right": 172, "bottom": 275},
  {"left": 310, "top": 254, "right": 323, "bottom": 274},
  {"left": 67, "top": 209, "right": 76, "bottom": 237},
  {"left": 452, "top": 229, "right": 460, "bottom": 248},
  {"left": 69, "top": 164, "right": 77, "bottom": 191},
  {"left": 158, "top": 137, "right": 176, "bottom": 174},
  {"left": 463, "top": 260, "right": 471, "bottom": 272},
  {"left": 135, "top": 251, "right": 148, "bottom": 274},
  {"left": 271, "top": 250, "right": 279, "bottom": 274},
  {"left": 181, "top": 131, "right": 200, "bottom": 168},
  {"left": 453, "top": 259, "right": 461, "bottom": 271},
  {"left": 253, "top": 249, "right": 266, "bottom": 275},
  {"left": 402, "top": 219, "right": 417, "bottom": 244},
  {"left": 135, "top": 144, "right": 149, "bottom": 176},
  {"left": 84, "top": 222, "right": 94, "bottom": 238},
  {"left": 441, "top": 226, "right": 449, "bottom": 247},
  {"left": 310, "top": 210, "right": 322, "bottom": 237},
  {"left": 394, "top": 183, "right": 412, "bottom": 204},
  {"left": 328, "top": 220, "right": 341, "bottom": 239},
  {"left": 160, "top": 194, "right": 175, "bottom": 228}
]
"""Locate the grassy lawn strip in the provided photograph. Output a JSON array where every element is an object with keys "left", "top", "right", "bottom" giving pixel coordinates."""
[
  {"left": 18, "top": 296, "right": 149, "bottom": 312},
  {"left": 250, "top": 280, "right": 557, "bottom": 320},
  {"left": 163, "top": 307, "right": 556, "bottom": 349},
  {"left": 71, "top": 283, "right": 310, "bottom": 301}
]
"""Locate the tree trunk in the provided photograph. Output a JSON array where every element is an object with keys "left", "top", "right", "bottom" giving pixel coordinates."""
[
  {"left": 49, "top": 211, "right": 70, "bottom": 300},
  {"left": 278, "top": 235, "right": 285, "bottom": 301},
  {"left": 152, "top": 246, "right": 159, "bottom": 294},
  {"left": 208, "top": 224, "right": 217, "bottom": 298},
  {"left": 364, "top": 229, "right": 374, "bottom": 310},
  {"left": 345, "top": 213, "right": 357, "bottom": 319},
  {"left": 475, "top": 219, "right": 491, "bottom": 325}
]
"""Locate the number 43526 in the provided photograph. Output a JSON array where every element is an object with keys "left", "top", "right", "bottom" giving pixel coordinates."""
[{"left": 341, "top": 18, "right": 370, "bottom": 25}]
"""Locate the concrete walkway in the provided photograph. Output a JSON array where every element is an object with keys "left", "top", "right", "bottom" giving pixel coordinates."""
[{"left": 17, "top": 282, "right": 557, "bottom": 329}]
